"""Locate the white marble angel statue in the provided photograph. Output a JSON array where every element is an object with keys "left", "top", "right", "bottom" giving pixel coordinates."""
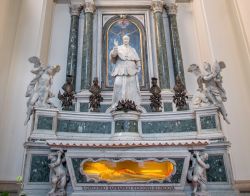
[
  {"left": 188, "top": 61, "right": 230, "bottom": 124},
  {"left": 24, "top": 56, "right": 60, "bottom": 125},
  {"left": 110, "top": 35, "right": 141, "bottom": 110},
  {"left": 187, "top": 151, "right": 210, "bottom": 194}
]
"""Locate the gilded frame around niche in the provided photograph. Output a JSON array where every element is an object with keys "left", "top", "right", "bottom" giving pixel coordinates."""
[{"left": 102, "top": 15, "right": 149, "bottom": 91}]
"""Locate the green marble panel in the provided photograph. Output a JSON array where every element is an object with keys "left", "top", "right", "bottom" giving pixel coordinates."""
[
  {"left": 72, "top": 158, "right": 87, "bottom": 183},
  {"left": 207, "top": 155, "right": 227, "bottom": 182},
  {"left": 200, "top": 115, "right": 216, "bottom": 130},
  {"left": 142, "top": 119, "right": 196, "bottom": 134},
  {"left": 141, "top": 104, "right": 152, "bottom": 112},
  {"left": 37, "top": 116, "right": 53, "bottom": 130},
  {"left": 80, "top": 103, "right": 89, "bottom": 112},
  {"left": 115, "top": 120, "right": 138, "bottom": 133},
  {"left": 177, "top": 104, "right": 189, "bottom": 111},
  {"left": 62, "top": 103, "right": 75, "bottom": 112},
  {"left": 99, "top": 104, "right": 110, "bottom": 113},
  {"left": 163, "top": 102, "right": 173, "bottom": 112},
  {"left": 168, "top": 158, "right": 184, "bottom": 183},
  {"left": 57, "top": 120, "right": 111, "bottom": 134},
  {"left": 29, "top": 155, "right": 50, "bottom": 182}
]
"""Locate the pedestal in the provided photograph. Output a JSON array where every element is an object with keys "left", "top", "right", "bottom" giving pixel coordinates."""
[{"left": 111, "top": 110, "right": 141, "bottom": 140}]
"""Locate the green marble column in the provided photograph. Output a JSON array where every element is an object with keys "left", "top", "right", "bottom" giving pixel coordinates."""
[
  {"left": 66, "top": 4, "right": 82, "bottom": 89},
  {"left": 152, "top": 0, "right": 170, "bottom": 89},
  {"left": 81, "top": 2, "right": 95, "bottom": 90},
  {"left": 167, "top": 3, "right": 185, "bottom": 86}
]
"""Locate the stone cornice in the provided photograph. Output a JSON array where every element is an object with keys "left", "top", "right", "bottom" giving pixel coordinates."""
[
  {"left": 56, "top": 0, "right": 192, "bottom": 6},
  {"left": 47, "top": 139, "right": 210, "bottom": 148}
]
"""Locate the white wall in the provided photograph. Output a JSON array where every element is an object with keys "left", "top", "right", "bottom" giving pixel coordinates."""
[
  {"left": 176, "top": 3, "right": 201, "bottom": 94},
  {"left": 233, "top": 0, "right": 250, "bottom": 63},
  {"left": 47, "top": 3, "right": 70, "bottom": 107},
  {"left": 191, "top": 0, "right": 250, "bottom": 181},
  {"left": 176, "top": 0, "right": 250, "bottom": 181},
  {"left": 47, "top": 3, "right": 85, "bottom": 94},
  {"left": 0, "top": 0, "right": 250, "bottom": 182},
  {"left": 0, "top": 0, "right": 21, "bottom": 123},
  {"left": 0, "top": 0, "right": 51, "bottom": 180}
]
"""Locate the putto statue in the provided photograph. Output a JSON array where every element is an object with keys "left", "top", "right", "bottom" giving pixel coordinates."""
[
  {"left": 188, "top": 61, "right": 229, "bottom": 124},
  {"left": 110, "top": 35, "right": 141, "bottom": 110},
  {"left": 187, "top": 151, "right": 210, "bottom": 195},
  {"left": 25, "top": 56, "right": 60, "bottom": 125},
  {"left": 48, "top": 149, "right": 67, "bottom": 196}
]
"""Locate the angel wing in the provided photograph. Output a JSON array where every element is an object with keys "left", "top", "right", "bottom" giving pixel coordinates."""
[
  {"left": 25, "top": 57, "right": 44, "bottom": 97},
  {"left": 218, "top": 61, "right": 226, "bottom": 69},
  {"left": 188, "top": 64, "right": 203, "bottom": 91},
  {"left": 188, "top": 64, "right": 201, "bottom": 76},
  {"left": 212, "top": 61, "right": 227, "bottom": 101},
  {"left": 28, "top": 56, "right": 41, "bottom": 68},
  {"left": 50, "top": 64, "right": 60, "bottom": 76},
  {"left": 213, "top": 61, "right": 226, "bottom": 75}
]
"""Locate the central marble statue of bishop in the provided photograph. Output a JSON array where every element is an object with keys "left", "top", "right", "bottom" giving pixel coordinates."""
[{"left": 110, "top": 35, "right": 141, "bottom": 110}]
